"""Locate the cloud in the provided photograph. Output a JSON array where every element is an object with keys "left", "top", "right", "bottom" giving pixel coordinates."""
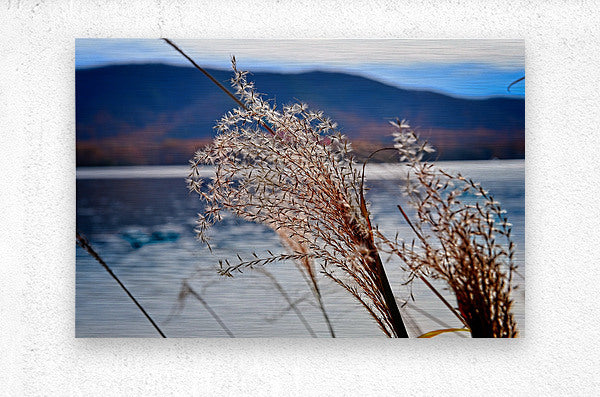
[
  {"left": 76, "top": 38, "right": 524, "bottom": 70},
  {"left": 76, "top": 39, "right": 524, "bottom": 98}
]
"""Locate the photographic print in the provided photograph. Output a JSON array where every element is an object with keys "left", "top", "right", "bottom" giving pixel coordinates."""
[{"left": 76, "top": 39, "right": 524, "bottom": 338}]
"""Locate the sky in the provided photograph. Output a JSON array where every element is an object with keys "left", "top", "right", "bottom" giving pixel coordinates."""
[{"left": 75, "top": 39, "right": 525, "bottom": 99}]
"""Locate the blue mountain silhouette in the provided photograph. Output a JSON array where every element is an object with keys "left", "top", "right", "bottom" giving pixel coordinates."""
[{"left": 76, "top": 64, "right": 524, "bottom": 165}]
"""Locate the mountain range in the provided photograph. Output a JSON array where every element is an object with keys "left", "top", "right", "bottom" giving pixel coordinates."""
[{"left": 76, "top": 64, "right": 524, "bottom": 166}]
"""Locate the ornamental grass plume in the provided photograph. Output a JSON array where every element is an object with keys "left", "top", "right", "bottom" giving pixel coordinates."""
[
  {"left": 187, "top": 58, "right": 409, "bottom": 337},
  {"left": 377, "top": 120, "right": 519, "bottom": 337}
]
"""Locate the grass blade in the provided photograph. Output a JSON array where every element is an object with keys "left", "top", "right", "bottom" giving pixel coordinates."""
[
  {"left": 418, "top": 328, "right": 470, "bottom": 338},
  {"left": 76, "top": 231, "right": 167, "bottom": 338}
]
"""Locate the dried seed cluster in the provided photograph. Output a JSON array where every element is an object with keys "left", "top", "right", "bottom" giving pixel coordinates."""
[
  {"left": 377, "top": 120, "right": 518, "bottom": 337},
  {"left": 188, "top": 59, "right": 402, "bottom": 336}
]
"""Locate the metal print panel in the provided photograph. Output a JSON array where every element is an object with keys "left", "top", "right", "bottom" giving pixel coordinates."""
[{"left": 76, "top": 39, "right": 524, "bottom": 338}]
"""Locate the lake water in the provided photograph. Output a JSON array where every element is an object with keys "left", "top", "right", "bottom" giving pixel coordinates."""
[{"left": 76, "top": 160, "right": 525, "bottom": 338}]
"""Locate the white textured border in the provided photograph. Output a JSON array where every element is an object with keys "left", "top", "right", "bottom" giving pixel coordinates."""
[{"left": 1, "top": 0, "right": 599, "bottom": 395}]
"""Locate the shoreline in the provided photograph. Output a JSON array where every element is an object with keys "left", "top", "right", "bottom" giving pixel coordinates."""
[{"left": 76, "top": 159, "right": 525, "bottom": 180}]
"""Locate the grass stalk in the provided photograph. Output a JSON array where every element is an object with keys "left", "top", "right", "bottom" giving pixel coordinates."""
[
  {"left": 362, "top": 148, "right": 467, "bottom": 330},
  {"left": 174, "top": 41, "right": 411, "bottom": 337},
  {"left": 179, "top": 281, "right": 235, "bottom": 338},
  {"left": 162, "top": 38, "right": 276, "bottom": 136},
  {"left": 76, "top": 231, "right": 166, "bottom": 338},
  {"left": 257, "top": 268, "right": 317, "bottom": 337}
]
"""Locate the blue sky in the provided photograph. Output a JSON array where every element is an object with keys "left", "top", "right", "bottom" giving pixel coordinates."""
[{"left": 76, "top": 39, "right": 524, "bottom": 99}]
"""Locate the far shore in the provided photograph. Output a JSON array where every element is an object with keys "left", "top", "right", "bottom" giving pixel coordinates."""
[{"left": 76, "top": 159, "right": 525, "bottom": 180}]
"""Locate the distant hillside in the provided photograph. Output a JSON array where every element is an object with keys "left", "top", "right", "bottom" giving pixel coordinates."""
[{"left": 76, "top": 64, "right": 524, "bottom": 165}]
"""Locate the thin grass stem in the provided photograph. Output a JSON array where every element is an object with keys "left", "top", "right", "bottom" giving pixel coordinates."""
[
  {"left": 76, "top": 231, "right": 167, "bottom": 338},
  {"left": 257, "top": 268, "right": 317, "bottom": 338},
  {"left": 181, "top": 281, "right": 235, "bottom": 338}
]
